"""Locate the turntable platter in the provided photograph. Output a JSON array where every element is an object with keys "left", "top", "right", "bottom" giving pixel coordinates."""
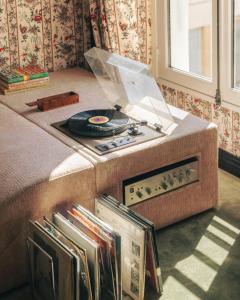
[{"left": 67, "top": 109, "right": 129, "bottom": 137}]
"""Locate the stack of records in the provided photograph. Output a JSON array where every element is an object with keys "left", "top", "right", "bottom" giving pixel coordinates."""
[
  {"left": 0, "top": 65, "right": 49, "bottom": 95},
  {"left": 28, "top": 195, "right": 163, "bottom": 300}
]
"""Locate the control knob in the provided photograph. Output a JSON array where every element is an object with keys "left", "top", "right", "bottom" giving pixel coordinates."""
[
  {"left": 186, "top": 168, "right": 196, "bottom": 177},
  {"left": 160, "top": 181, "right": 168, "bottom": 190},
  {"left": 145, "top": 187, "right": 152, "bottom": 195},
  {"left": 167, "top": 174, "right": 174, "bottom": 186},
  {"left": 136, "top": 191, "right": 143, "bottom": 198},
  {"left": 177, "top": 170, "right": 184, "bottom": 183}
]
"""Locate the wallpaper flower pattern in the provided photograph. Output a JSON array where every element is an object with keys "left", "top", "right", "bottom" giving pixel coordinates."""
[
  {"left": 0, "top": 0, "right": 92, "bottom": 71},
  {"left": 0, "top": 0, "right": 151, "bottom": 71},
  {"left": 88, "top": 0, "right": 152, "bottom": 64},
  {"left": 161, "top": 84, "right": 240, "bottom": 157}
]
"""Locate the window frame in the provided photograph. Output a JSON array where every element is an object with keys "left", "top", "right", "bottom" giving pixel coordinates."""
[
  {"left": 153, "top": 0, "right": 219, "bottom": 99},
  {"left": 220, "top": 0, "right": 240, "bottom": 106}
]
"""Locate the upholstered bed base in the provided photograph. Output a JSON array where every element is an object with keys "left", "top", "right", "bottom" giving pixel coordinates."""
[{"left": 0, "top": 104, "right": 95, "bottom": 293}]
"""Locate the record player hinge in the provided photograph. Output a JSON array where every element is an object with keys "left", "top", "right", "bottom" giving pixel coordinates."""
[{"left": 114, "top": 104, "right": 122, "bottom": 111}]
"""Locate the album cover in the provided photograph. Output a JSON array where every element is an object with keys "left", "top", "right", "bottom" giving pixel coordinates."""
[
  {"left": 27, "top": 237, "right": 56, "bottom": 300},
  {"left": 74, "top": 205, "right": 122, "bottom": 300},
  {"left": 67, "top": 208, "right": 116, "bottom": 300},
  {"left": 29, "top": 221, "right": 75, "bottom": 300},
  {"left": 52, "top": 213, "right": 100, "bottom": 300},
  {"left": 28, "top": 194, "right": 162, "bottom": 300},
  {"left": 41, "top": 218, "right": 93, "bottom": 300},
  {"left": 101, "top": 194, "right": 163, "bottom": 294},
  {"left": 95, "top": 197, "right": 147, "bottom": 300}
]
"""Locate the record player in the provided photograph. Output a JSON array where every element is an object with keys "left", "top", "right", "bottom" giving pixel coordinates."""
[{"left": 52, "top": 48, "right": 178, "bottom": 155}]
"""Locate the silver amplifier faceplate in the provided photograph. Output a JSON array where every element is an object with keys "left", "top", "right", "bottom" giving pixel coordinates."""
[{"left": 124, "top": 158, "right": 199, "bottom": 206}]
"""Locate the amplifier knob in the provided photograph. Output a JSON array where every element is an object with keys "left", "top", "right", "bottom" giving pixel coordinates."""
[
  {"left": 160, "top": 181, "right": 168, "bottom": 190},
  {"left": 185, "top": 168, "right": 195, "bottom": 178},
  {"left": 145, "top": 187, "right": 152, "bottom": 195},
  {"left": 168, "top": 175, "right": 174, "bottom": 186},
  {"left": 136, "top": 191, "right": 143, "bottom": 198},
  {"left": 178, "top": 171, "right": 184, "bottom": 183},
  {"left": 185, "top": 168, "right": 190, "bottom": 177}
]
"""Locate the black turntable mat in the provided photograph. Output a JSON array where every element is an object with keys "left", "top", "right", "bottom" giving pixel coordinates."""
[{"left": 66, "top": 109, "right": 129, "bottom": 137}]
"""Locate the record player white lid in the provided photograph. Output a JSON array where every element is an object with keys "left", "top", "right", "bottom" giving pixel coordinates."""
[{"left": 84, "top": 47, "right": 177, "bottom": 134}]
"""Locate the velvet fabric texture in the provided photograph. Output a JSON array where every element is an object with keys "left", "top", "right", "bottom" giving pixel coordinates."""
[{"left": 0, "top": 104, "right": 96, "bottom": 293}]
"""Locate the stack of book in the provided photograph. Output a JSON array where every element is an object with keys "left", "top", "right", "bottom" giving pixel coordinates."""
[
  {"left": 0, "top": 65, "right": 49, "bottom": 95},
  {"left": 28, "top": 194, "right": 163, "bottom": 300}
]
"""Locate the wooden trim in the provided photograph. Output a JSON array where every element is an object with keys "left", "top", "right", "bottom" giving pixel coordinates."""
[{"left": 219, "top": 148, "right": 240, "bottom": 178}]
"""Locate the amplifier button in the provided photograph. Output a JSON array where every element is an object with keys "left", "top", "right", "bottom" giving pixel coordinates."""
[
  {"left": 160, "top": 181, "right": 168, "bottom": 190},
  {"left": 168, "top": 175, "right": 174, "bottom": 186},
  {"left": 178, "top": 171, "right": 184, "bottom": 183},
  {"left": 145, "top": 187, "right": 152, "bottom": 195},
  {"left": 185, "top": 168, "right": 193, "bottom": 178}
]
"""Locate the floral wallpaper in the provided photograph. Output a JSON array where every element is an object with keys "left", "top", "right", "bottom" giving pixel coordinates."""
[
  {"left": 0, "top": 0, "right": 92, "bottom": 71},
  {"left": 161, "top": 84, "right": 240, "bottom": 157},
  {"left": 0, "top": 0, "right": 151, "bottom": 72},
  {"left": 88, "top": 0, "right": 152, "bottom": 64}
]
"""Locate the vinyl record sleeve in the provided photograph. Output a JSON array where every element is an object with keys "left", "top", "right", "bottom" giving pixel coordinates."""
[
  {"left": 68, "top": 208, "right": 116, "bottom": 300},
  {"left": 74, "top": 205, "right": 122, "bottom": 300},
  {"left": 27, "top": 237, "right": 56, "bottom": 300},
  {"left": 95, "top": 198, "right": 147, "bottom": 300},
  {"left": 29, "top": 221, "right": 75, "bottom": 300},
  {"left": 101, "top": 195, "right": 163, "bottom": 294},
  {"left": 53, "top": 213, "right": 100, "bottom": 300},
  {"left": 41, "top": 218, "right": 93, "bottom": 300}
]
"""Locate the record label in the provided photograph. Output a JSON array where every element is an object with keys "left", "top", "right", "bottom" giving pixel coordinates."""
[{"left": 88, "top": 116, "right": 110, "bottom": 125}]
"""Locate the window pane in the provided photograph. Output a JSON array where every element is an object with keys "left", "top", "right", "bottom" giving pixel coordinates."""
[
  {"left": 169, "top": 0, "right": 212, "bottom": 79},
  {"left": 234, "top": 0, "right": 240, "bottom": 88}
]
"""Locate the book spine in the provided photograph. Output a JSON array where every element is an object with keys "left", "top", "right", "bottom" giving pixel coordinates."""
[
  {"left": 14, "top": 66, "right": 49, "bottom": 80},
  {"left": 26, "top": 65, "right": 48, "bottom": 74},
  {"left": 29, "top": 72, "right": 49, "bottom": 80},
  {"left": 0, "top": 82, "right": 48, "bottom": 95},
  {"left": 4, "top": 78, "right": 49, "bottom": 91},
  {"left": 0, "top": 72, "right": 24, "bottom": 84},
  {"left": 0, "top": 65, "right": 49, "bottom": 83},
  {"left": 26, "top": 65, "right": 49, "bottom": 80},
  {"left": 0, "top": 77, "right": 49, "bottom": 90},
  {"left": 13, "top": 68, "right": 30, "bottom": 81}
]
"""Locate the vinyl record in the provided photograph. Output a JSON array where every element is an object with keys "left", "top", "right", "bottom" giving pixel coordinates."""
[{"left": 67, "top": 109, "right": 129, "bottom": 137}]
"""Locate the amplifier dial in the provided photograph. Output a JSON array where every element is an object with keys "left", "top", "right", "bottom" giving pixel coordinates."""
[
  {"left": 167, "top": 175, "right": 174, "bottom": 186},
  {"left": 160, "top": 181, "right": 168, "bottom": 190},
  {"left": 145, "top": 187, "right": 152, "bottom": 195},
  {"left": 136, "top": 191, "right": 143, "bottom": 198}
]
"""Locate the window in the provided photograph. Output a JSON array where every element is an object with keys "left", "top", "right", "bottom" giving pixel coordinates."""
[
  {"left": 220, "top": 0, "right": 240, "bottom": 106},
  {"left": 234, "top": 0, "right": 240, "bottom": 89},
  {"left": 169, "top": 0, "right": 212, "bottom": 79},
  {"left": 154, "top": 0, "right": 240, "bottom": 106}
]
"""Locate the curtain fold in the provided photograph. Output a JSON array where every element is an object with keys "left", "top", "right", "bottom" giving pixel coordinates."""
[
  {"left": 87, "top": 0, "right": 152, "bottom": 65},
  {"left": 0, "top": 0, "right": 151, "bottom": 71}
]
